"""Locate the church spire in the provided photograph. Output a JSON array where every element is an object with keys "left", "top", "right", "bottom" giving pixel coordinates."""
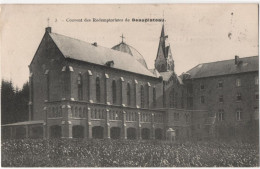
[
  {"left": 154, "top": 24, "right": 175, "bottom": 72},
  {"left": 160, "top": 24, "right": 165, "bottom": 37}
]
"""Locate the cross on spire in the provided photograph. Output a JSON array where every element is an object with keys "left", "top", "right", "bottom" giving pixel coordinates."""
[
  {"left": 120, "top": 34, "right": 125, "bottom": 43},
  {"left": 47, "top": 17, "right": 50, "bottom": 27},
  {"left": 163, "top": 10, "right": 165, "bottom": 24}
]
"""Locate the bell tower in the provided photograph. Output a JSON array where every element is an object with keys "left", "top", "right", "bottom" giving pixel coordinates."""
[{"left": 155, "top": 24, "right": 175, "bottom": 72}]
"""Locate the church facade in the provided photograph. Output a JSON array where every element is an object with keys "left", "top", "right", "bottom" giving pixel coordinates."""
[{"left": 2, "top": 25, "right": 259, "bottom": 141}]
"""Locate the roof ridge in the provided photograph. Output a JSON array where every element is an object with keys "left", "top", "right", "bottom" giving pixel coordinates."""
[
  {"left": 199, "top": 55, "right": 258, "bottom": 65},
  {"left": 186, "top": 55, "right": 258, "bottom": 79},
  {"left": 50, "top": 32, "right": 144, "bottom": 59},
  {"left": 50, "top": 32, "right": 107, "bottom": 49}
]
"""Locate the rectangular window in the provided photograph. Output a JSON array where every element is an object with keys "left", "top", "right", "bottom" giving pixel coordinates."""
[
  {"left": 200, "top": 96, "right": 205, "bottom": 104},
  {"left": 174, "top": 112, "right": 179, "bottom": 121},
  {"left": 218, "top": 109, "right": 224, "bottom": 121},
  {"left": 236, "top": 93, "right": 242, "bottom": 101},
  {"left": 200, "top": 84, "right": 205, "bottom": 90},
  {"left": 236, "top": 78, "right": 241, "bottom": 87},
  {"left": 218, "top": 80, "right": 223, "bottom": 88},
  {"left": 255, "top": 91, "right": 259, "bottom": 100},
  {"left": 236, "top": 110, "right": 242, "bottom": 121},
  {"left": 219, "top": 95, "right": 223, "bottom": 103},
  {"left": 255, "top": 76, "right": 259, "bottom": 85},
  {"left": 187, "top": 84, "right": 193, "bottom": 94},
  {"left": 254, "top": 107, "right": 259, "bottom": 115},
  {"left": 188, "top": 97, "right": 193, "bottom": 108}
]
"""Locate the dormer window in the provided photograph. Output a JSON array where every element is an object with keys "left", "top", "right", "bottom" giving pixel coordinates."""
[{"left": 106, "top": 60, "right": 114, "bottom": 67}]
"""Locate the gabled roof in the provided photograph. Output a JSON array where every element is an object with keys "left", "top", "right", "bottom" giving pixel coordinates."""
[
  {"left": 186, "top": 56, "right": 259, "bottom": 79},
  {"left": 49, "top": 33, "right": 155, "bottom": 77},
  {"left": 148, "top": 68, "right": 161, "bottom": 78},
  {"left": 160, "top": 71, "right": 173, "bottom": 81},
  {"left": 160, "top": 71, "right": 183, "bottom": 84}
]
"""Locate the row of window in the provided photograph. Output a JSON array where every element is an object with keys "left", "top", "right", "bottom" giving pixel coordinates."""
[
  {"left": 77, "top": 75, "right": 157, "bottom": 108},
  {"left": 89, "top": 108, "right": 163, "bottom": 122},
  {"left": 217, "top": 107, "right": 258, "bottom": 121},
  {"left": 173, "top": 112, "right": 191, "bottom": 123},
  {"left": 125, "top": 112, "right": 164, "bottom": 122},
  {"left": 200, "top": 91, "right": 259, "bottom": 104},
  {"left": 199, "top": 76, "right": 259, "bottom": 90}
]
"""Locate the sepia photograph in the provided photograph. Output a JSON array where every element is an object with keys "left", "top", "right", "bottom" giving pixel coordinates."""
[{"left": 1, "top": 3, "right": 259, "bottom": 167}]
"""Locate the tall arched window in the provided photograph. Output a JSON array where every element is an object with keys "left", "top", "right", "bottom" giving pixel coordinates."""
[
  {"left": 77, "top": 74, "right": 83, "bottom": 100},
  {"left": 153, "top": 87, "right": 156, "bottom": 108},
  {"left": 46, "top": 71, "right": 50, "bottom": 101},
  {"left": 140, "top": 85, "right": 145, "bottom": 108},
  {"left": 112, "top": 80, "right": 117, "bottom": 104},
  {"left": 127, "top": 83, "right": 131, "bottom": 106},
  {"left": 96, "top": 77, "right": 100, "bottom": 102},
  {"left": 169, "top": 88, "right": 174, "bottom": 108}
]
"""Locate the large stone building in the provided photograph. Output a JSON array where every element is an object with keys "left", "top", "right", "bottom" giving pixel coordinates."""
[{"left": 2, "top": 25, "right": 259, "bottom": 141}]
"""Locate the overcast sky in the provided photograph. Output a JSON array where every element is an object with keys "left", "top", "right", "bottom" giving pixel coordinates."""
[{"left": 1, "top": 4, "right": 258, "bottom": 88}]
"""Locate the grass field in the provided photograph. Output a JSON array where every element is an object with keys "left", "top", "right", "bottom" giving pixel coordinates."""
[{"left": 1, "top": 139, "right": 259, "bottom": 167}]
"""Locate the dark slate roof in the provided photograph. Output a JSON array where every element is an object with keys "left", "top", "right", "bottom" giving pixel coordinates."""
[
  {"left": 186, "top": 56, "right": 259, "bottom": 79},
  {"left": 49, "top": 33, "right": 155, "bottom": 77},
  {"left": 2, "top": 120, "right": 44, "bottom": 127},
  {"left": 112, "top": 42, "right": 148, "bottom": 68},
  {"left": 165, "top": 46, "right": 170, "bottom": 58},
  {"left": 160, "top": 24, "right": 165, "bottom": 37}
]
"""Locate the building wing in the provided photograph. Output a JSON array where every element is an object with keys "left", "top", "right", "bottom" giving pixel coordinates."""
[{"left": 186, "top": 56, "right": 259, "bottom": 79}]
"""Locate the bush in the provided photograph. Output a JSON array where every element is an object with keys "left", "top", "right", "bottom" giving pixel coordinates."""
[{"left": 1, "top": 139, "right": 259, "bottom": 167}]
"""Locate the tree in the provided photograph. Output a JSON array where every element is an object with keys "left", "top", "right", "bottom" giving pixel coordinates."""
[
  {"left": 1, "top": 79, "right": 15, "bottom": 124},
  {"left": 1, "top": 79, "right": 29, "bottom": 124}
]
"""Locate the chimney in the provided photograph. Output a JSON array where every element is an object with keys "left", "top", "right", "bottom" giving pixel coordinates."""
[
  {"left": 45, "top": 27, "right": 51, "bottom": 33},
  {"left": 92, "top": 42, "right": 97, "bottom": 47},
  {"left": 106, "top": 60, "right": 114, "bottom": 67},
  {"left": 235, "top": 55, "right": 239, "bottom": 65}
]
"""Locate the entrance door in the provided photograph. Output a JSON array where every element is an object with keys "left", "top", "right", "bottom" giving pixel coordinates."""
[
  {"left": 127, "top": 127, "right": 136, "bottom": 140},
  {"left": 92, "top": 126, "right": 104, "bottom": 139},
  {"left": 50, "top": 125, "right": 62, "bottom": 138},
  {"left": 141, "top": 128, "right": 150, "bottom": 140},
  {"left": 72, "top": 125, "right": 84, "bottom": 138},
  {"left": 110, "top": 127, "right": 121, "bottom": 139}
]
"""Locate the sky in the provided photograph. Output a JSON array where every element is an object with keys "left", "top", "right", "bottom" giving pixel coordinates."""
[{"left": 1, "top": 4, "right": 258, "bottom": 89}]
